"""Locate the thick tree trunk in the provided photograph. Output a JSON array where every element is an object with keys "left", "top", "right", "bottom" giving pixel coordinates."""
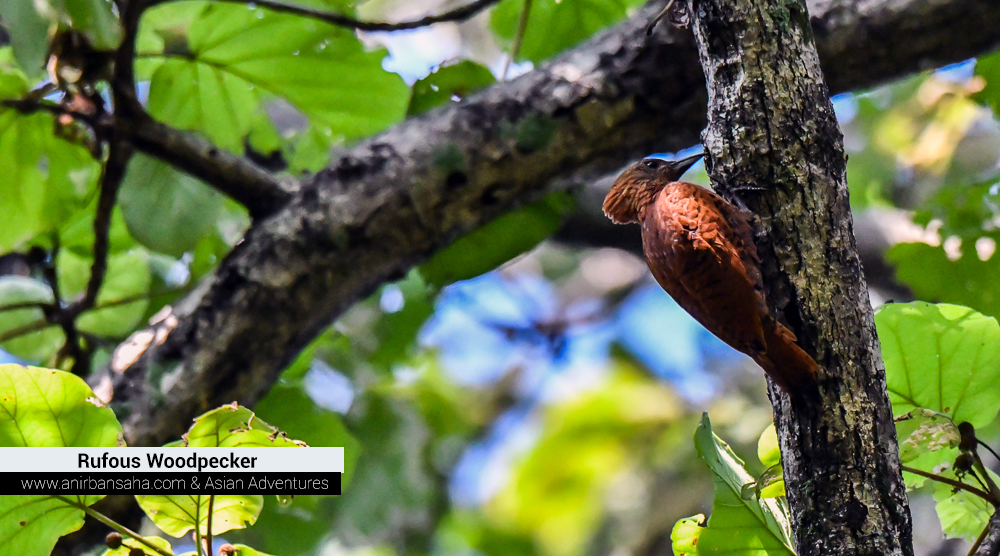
[{"left": 688, "top": 0, "right": 912, "bottom": 554}]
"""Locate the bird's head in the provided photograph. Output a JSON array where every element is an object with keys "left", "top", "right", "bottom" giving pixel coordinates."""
[{"left": 603, "top": 152, "right": 703, "bottom": 224}]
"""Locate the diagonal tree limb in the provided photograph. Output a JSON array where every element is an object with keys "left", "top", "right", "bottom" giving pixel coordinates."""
[{"left": 94, "top": 0, "right": 1000, "bottom": 450}]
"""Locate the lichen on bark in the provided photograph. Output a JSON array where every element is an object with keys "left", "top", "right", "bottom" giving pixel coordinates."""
[{"left": 687, "top": 0, "right": 913, "bottom": 553}]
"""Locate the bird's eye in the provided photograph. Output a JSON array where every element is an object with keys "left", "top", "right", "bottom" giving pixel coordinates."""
[{"left": 643, "top": 160, "right": 660, "bottom": 169}]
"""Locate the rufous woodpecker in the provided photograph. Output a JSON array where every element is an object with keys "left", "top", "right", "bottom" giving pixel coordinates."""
[{"left": 603, "top": 153, "right": 818, "bottom": 395}]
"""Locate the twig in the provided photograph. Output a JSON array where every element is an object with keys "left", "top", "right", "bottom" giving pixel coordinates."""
[
  {"left": 646, "top": 0, "right": 676, "bottom": 35},
  {"left": 64, "top": 140, "right": 132, "bottom": 320},
  {"left": 901, "top": 465, "right": 1000, "bottom": 506},
  {"left": 55, "top": 495, "right": 174, "bottom": 556},
  {"left": 194, "top": 496, "right": 204, "bottom": 556},
  {"left": 979, "top": 440, "right": 1000, "bottom": 466},
  {"left": 970, "top": 523, "right": 990, "bottom": 556},
  {"left": 502, "top": 0, "right": 533, "bottom": 80},
  {"left": 121, "top": 111, "right": 294, "bottom": 219},
  {"left": 0, "top": 286, "right": 191, "bottom": 345},
  {"left": 205, "top": 495, "right": 215, "bottom": 556},
  {"left": 199, "top": 0, "right": 502, "bottom": 32},
  {"left": 1, "top": 98, "right": 104, "bottom": 131}
]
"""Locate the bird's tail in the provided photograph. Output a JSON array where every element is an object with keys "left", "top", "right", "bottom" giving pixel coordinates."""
[{"left": 752, "top": 317, "right": 819, "bottom": 397}]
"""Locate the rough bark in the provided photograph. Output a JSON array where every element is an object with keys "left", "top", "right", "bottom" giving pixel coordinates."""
[
  {"left": 94, "top": 0, "right": 1000, "bottom": 450},
  {"left": 688, "top": 0, "right": 911, "bottom": 553}
]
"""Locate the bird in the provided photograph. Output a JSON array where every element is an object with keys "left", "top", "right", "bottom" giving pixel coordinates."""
[{"left": 603, "top": 153, "right": 818, "bottom": 396}]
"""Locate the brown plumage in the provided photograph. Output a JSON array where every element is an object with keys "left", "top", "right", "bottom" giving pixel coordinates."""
[{"left": 603, "top": 154, "right": 818, "bottom": 395}]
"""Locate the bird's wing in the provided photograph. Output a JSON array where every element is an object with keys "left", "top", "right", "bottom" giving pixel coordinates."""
[{"left": 643, "top": 183, "right": 767, "bottom": 354}]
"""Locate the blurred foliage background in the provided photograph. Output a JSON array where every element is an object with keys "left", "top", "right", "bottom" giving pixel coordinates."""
[{"left": 2, "top": 0, "right": 1000, "bottom": 555}]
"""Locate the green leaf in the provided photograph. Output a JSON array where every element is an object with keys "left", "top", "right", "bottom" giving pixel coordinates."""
[
  {"left": 0, "top": 495, "right": 105, "bottom": 556},
  {"left": 875, "top": 302, "right": 1000, "bottom": 427},
  {"left": 888, "top": 242, "right": 1000, "bottom": 320},
  {"left": 408, "top": 61, "right": 495, "bottom": 116},
  {"left": 693, "top": 414, "right": 794, "bottom": 555},
  {"left": 894, "top": 408, "right": 961, "bottom": 489},
  {"left": 757, "top": 423, "right": 780, "bottom": 467},
  {"left": 57, "top": 249, "right": 152, "bottom": 338},
  {"left": 138, "top": 2, "right": 409, "bottom": 153},
  {"left": 490, "top": 0, "right": 644, "bottom": 63},
  {"left": 933, "top": 472, "right": 996, "bottom": 541},
  {"left": 670, "top": 515, "right": 704, "bottom": 556},
  {"left": 0, "top": 48, "right": 31, "bottom": 100},
  {"left": 974, "top": 49, "right": 1000, "bottom": 114},
  {"left": 62, "top": 0, "right": 123, "bottom": 50},
  {"left": 0, "top": 364, "right": 122, "bottom": 446},
  {"left": 180, "top": 403, "right": 307, "bottom": 447},
  {"left": 912, "top": 179, "right": 1000, "bottom": 240},
  {"left": 226, "top": 544, "right": 273, "bottom": 556},
  {"left": 895, "top": 409, "right": 960, "bottom": 463},
  {"left": 254, "top": 384, "right": 360, "bottom": 486},
  {"left": 419, "top": 192, "right": 573, "bottom": 288},
  {"left": 0, "top": 1, "right": 51, "bottom": 76},
  {"left": 0, "top": 111, "right": 101, "bottom": 251},
  {"left": 59, "top": 204, "right": 136, "bottom": 258},
  {"left": 100, "top": 535, "right": 174, "bottom": 556},
  {"left": 0, "top": 0, "right": 122, "bottom": 76},
  {"left": 370, "top": 271, "right": 435, "bottom": 370},
  {"left": 0, "top": 277, "right": 64, "bottom": 363},
  {"left": 119, "top": 153, "right": 224, "bottom": 257},
  {"left": 136, "top": 494, "right": 264, "bottom": 537}
]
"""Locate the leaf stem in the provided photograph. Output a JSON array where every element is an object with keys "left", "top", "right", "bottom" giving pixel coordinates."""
[
  {"left": 56, "top": 496, "right": 173, "bottom": 556},
  {"left": 206, "top": 495, "right": 215, "bottom": 556},
  {"left": 901, "top": 465, "right": 1000, "bottom": 506},
  {"left": 503, "top": 0, "right": 533, "bottom": 80},
  {"left": 195, "top": 495, "right": 204, "bottom": 556}
]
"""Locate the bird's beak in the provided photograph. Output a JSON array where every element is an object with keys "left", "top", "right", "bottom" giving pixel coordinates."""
[{"left": 667, "top": 152, "right": 704, "bottom": 176}]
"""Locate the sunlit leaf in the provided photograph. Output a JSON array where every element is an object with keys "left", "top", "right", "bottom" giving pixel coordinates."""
[
  {"left": 0, "top": 364, "right": 121, "bottom": 447},
  {"left": 670, "top": 515, "right": 704, "bottom": 556},
  {"left": 895, "top": 409, "right": 961, "bottom": 489},
  {"left": 0, "top": 495, "right": 106, "bottom": 556},
  {"left": 137, "top": 2, "right": 409, "bottom": 153},
  {"left": 692, "top": 414, "right": 794, "bottom": 555},
  {"left": 875, "top": 302, "right": 1000, "bottom": 427},
  {"left": 180, "top": 403, "right": 307, "bottom": 448},
  {"left": 136, "top": 494, "right": 264, "bottom": 537},
  {"left": 933, "top": 471, "right": 996, "bottom": 541},
  {"left": 100, "top": 535, "right": 174, "bottom": 556}
]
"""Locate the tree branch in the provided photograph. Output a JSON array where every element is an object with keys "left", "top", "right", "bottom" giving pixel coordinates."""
[
  {"left": 972, "top": 510, "right": 1000, "bottom": 556},
  {"left": 901, "top": 465, "right": 999, "bottom": 506},
  {"left": 119, "top": 110, "right": 298, "bottom": 219},
  {"left": 201, "top": 0, "right": 502, "bottom": 32},
  {"left": 95, "top": 0, "right": 1000, "bottom": 450}
]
